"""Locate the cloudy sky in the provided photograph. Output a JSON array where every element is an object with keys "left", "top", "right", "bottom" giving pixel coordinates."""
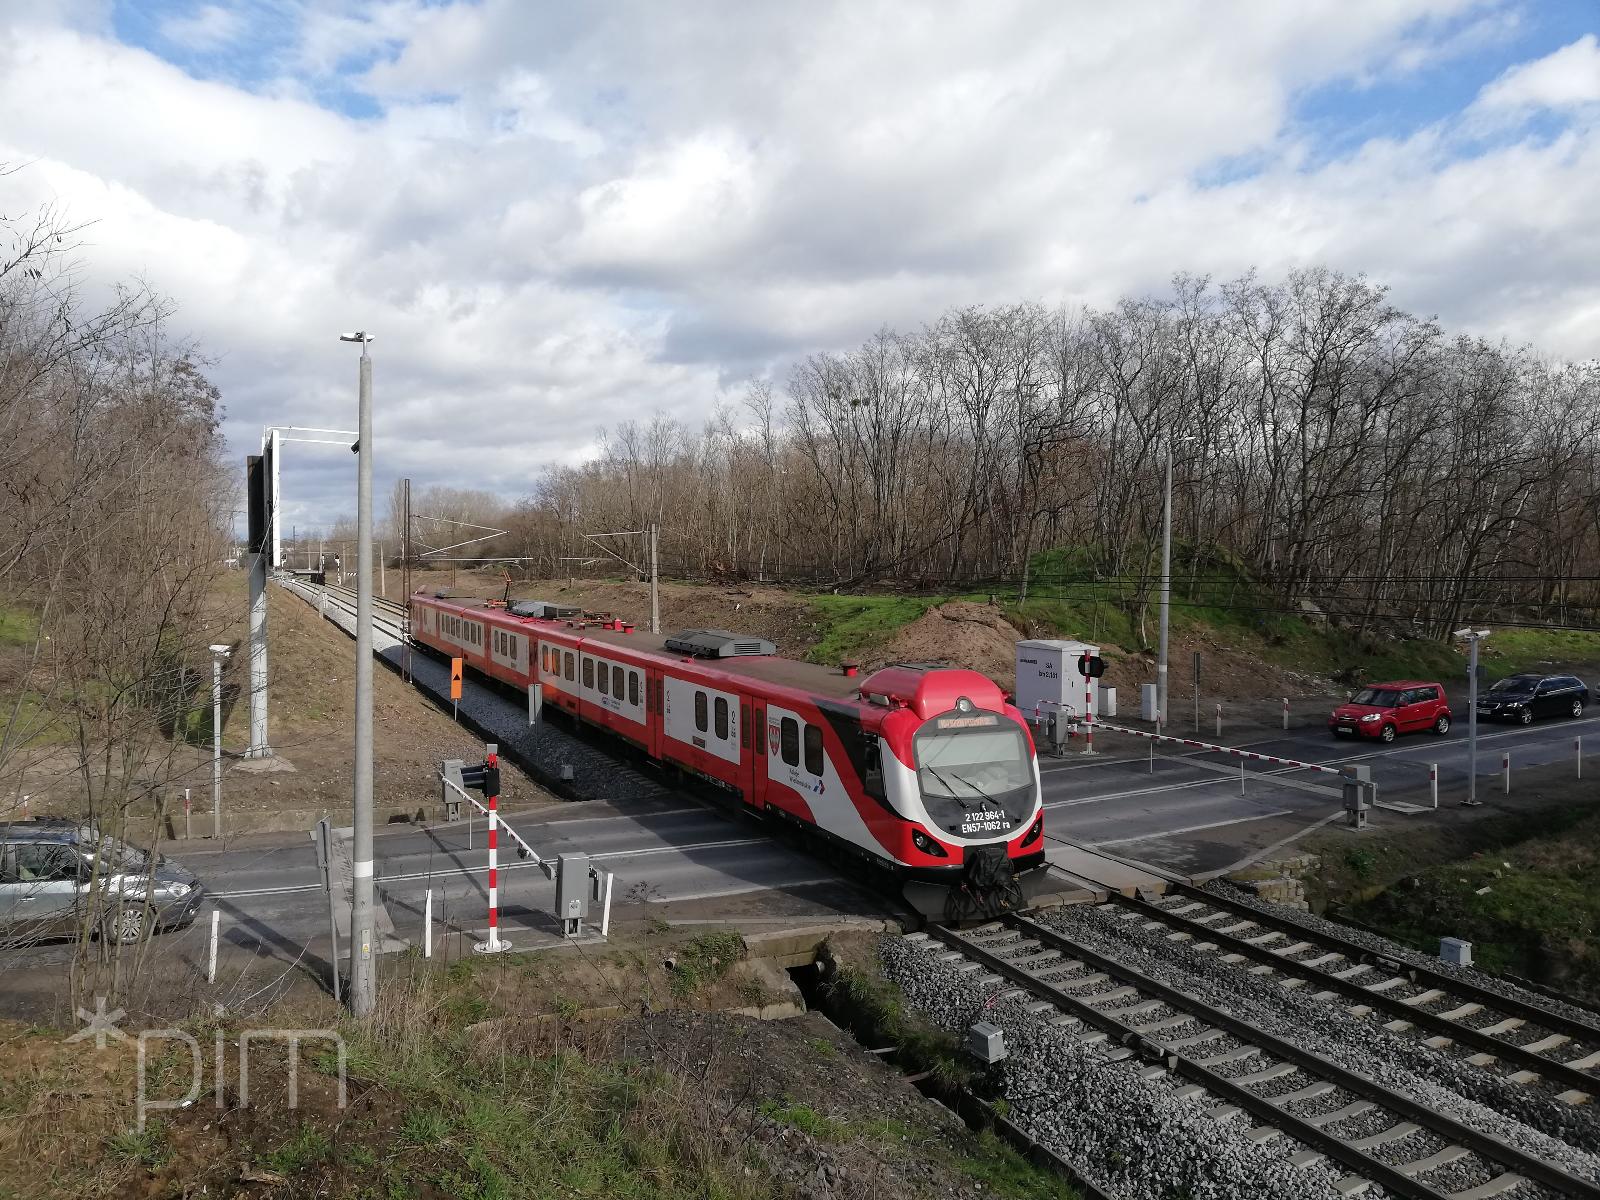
[{"left": 3, "top": 1, "right": 1599, "bottom": 534}]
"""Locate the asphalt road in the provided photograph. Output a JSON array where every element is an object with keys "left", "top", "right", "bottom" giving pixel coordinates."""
[
  {"left": 184, "top": 797, "right": 877, "bottom": 953},
  {"left": 1041, "top": 708, "right": 1598, "bottom": 873}
]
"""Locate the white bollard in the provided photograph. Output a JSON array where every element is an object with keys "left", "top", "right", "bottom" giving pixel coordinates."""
[
  {"left": 1215, "top": 702, "right": 1222, "bottom": 739},
  {"left": 1239, "top": 759, "right": 1246, "bottom": 796},
  {"left": 1429, "top": 763, "right": 1438, "bottom": 809},
  {"left": 207, "top": 909, "right": 220, "bottom": 983},
  {"left": 424, "top": 887, "right": 433, "bottom": 958},
  {"left": 1282, "top": 698, "right": 1289, "bottom": 730},
  {"left": 1502, "top": 751, "right": 1510, "bottom": 794},
  {"left": 600, "top": 871, "right": 614, "bottom": 938}
]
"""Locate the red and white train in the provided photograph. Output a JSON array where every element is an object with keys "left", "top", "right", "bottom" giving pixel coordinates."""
[{"left": 408, "top": 592, "right": 1049, "bottom": 916}]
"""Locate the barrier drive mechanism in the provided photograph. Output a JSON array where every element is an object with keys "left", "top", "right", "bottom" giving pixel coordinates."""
[{"left": 1046, "top": 699, "right": 1378, "bottom": 829}]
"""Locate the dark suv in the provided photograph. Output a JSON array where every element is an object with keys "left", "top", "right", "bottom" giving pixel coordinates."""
[
  {"left": 1477, "top": 674, "right": 1589, "bottom": 725},
  {"left": 0, "top": 822, "right": 204, "bottom": 945}
]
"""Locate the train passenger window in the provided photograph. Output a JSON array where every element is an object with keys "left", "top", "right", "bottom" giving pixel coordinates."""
[
  {"left": 714, "top": 697, "right": 728, "bottom": 741},
  {"left": 628, "top": 672, "right": 639, "bottom": 707},
  {"left": 804, "top": 725, "right": 823, "bottom": 776},
  {"left": 780, "top": 718, "right": 799, "bottom": 766},
  {"left": 694, "top": 691, "right": 708, "bottom": 733},
  {"left": 582, "top": 658, "right": 594, "bottom": 689},
  {"left": 612, "top": 665, "right": 624, "bottom": 699},
  {"left": 564, "top": 652, "right": 575, "bottom": 681},
  {"left": 597, "top": 662, "right": 609, "bottom": 696}
]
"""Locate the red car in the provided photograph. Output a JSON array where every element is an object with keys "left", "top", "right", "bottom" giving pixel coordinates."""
[{"left": 1328, "top": 681, "right": 1450, "bottom": 743}]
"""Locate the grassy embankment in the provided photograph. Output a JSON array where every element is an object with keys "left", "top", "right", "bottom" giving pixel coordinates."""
[
  {"left": 0, "top": 934, "right": 1077, "bottom": 1200},
  {"left": 1313, "top": 799, "right": 1600, "bottom": 1005},
  {"left": 797, "top": 544, "right": 1600, "bottom": 685}
]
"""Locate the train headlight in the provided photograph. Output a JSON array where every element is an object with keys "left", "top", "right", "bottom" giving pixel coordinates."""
[
  {"left": 1018, "top": 814, "right": 1043, "bottom": 849},
  {"left": 911, "top": 829, "right": 949, "bottom": 858}
]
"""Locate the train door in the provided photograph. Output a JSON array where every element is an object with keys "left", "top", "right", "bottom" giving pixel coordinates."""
[{"left": 738, "top": 694, "right": 757, "bottom": 806}]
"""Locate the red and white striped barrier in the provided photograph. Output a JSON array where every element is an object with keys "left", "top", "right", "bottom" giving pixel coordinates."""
[
  {"left": 1088, "top": 720, "right": 1346, "bottom": 777},
  {"left": 474, "top": 750, "right": 511, "bottom": 955}
]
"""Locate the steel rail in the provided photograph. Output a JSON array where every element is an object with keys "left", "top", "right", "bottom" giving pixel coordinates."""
[
  {"left": 1115, "top": 891, "right": 1599, "bottom": 1099},
  {"left": 1180, "top": 883, "right": 1600, "bottom": 1050},
  {"left": 1003, "top": 912, "right": 1600, "bottom": 1200},
  {"left": 927, "top": 923, "right": 1458, "bottom": 1200}
]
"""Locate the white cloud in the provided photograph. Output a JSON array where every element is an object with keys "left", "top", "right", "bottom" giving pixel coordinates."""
[
  {"left": 159, "top": 4, "right": 244, "bottom": 52},
  {"left": 1476, "top": 33, "right": 1600, "bottom": 111},
  {"left": 3, "top": 0, "right": 1598, "bottom": 530}
]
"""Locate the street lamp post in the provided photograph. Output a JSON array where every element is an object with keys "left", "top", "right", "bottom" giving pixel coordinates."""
[
  {"left": 1156, "top": 435, "right": 1197, "bottom": 726},
  {"left": 1454, "top": 628, "right": 1490, "bottom": 806},
  {"left": 340, "top": 331, "right": 377, "bottom": 1017},
  {"left": 208, "top": 644, "right": 231, "bottom": 838}
]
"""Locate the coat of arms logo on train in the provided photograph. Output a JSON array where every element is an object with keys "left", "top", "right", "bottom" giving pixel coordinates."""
[{"left": 409, "top": 596, "right": 1049, "bottom": 919}]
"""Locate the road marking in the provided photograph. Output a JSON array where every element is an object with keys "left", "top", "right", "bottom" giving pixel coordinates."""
[
  {"left": 212, "top": 836, "right": 773, "bottom": 898},
  {"left": 1212, "top": 809, "right": 1345, "bottom": 876},
  {"left": 1045, "top": 776, "right": 1234, "bottom": 809},
  {"left": 1082, "top": 809, "right": 1294, "bottom": 847},
  {"left": 644, "top": 877, "right": 839, "bottom": 903}
]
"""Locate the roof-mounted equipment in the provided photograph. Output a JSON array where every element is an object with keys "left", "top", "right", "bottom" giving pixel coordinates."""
[{"left": 663, "top": 628, "right": 776, "bottom": 658}]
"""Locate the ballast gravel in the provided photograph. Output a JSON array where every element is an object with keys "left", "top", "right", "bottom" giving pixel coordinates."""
[
  {"left": 1150, "top": 896, "right": 1600, "bottom": 1149},
  {"left": 1038, "top": 903, "right": 1600, "bottom": 1185},
  {"left": 1198, "top": 881, "right": 1600, "bottom": 1038},
  {"left": 879, "top": 934, "right": 1359, "bottom": 1200},
  {"left": 296, "top": 582, "right": 672, "bottom": 802}
]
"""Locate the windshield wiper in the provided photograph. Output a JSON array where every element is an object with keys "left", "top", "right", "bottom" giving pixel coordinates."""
[{"left": 924, "top": 766, "right": 1002, "bottom": 812}]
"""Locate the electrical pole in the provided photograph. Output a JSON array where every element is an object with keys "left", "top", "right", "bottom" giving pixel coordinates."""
[
  {"left": 342, "top": 330, "right": 377, "bottom": 1016},
  {"left": 1157, "top": 441, "right": 1173, "bottom": 726},
  {"left": 649, "top": 522, "right": 660, "bottom": 635},
  {"left": 402, "top": 478, "right": 412, "bottom": 681}
]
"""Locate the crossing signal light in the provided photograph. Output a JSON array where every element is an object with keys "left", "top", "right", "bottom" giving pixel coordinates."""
[
  {"left": 1077, "top": 654, "right": 1105, "bottom": 679},
  {"left": 459, "top": 761, "right": 501, "bottom": 798}
]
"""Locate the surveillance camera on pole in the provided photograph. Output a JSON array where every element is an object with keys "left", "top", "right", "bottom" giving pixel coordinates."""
[{"left": 1453, "top": 628, "right": 1491, "bottom": 806}]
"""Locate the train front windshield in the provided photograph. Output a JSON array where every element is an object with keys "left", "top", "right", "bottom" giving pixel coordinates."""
[{"left": 914, "top": 716, "right": 1036, "bottom": 837}]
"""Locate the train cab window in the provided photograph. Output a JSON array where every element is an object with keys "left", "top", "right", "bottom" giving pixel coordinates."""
[
  {"left": 780, "top": 718, "right": 799, "bottom": 766},
  {"left": 714, "top": 697, "right": 729, "bottom": 741},
  {"left": 540, "top": 646, "right": 549, "bottom": 673},
  {"left": 694, "top": 691, "right": 708, "bottom": 733},
  {"left": 564, "top": 652, "right": 575, "bottom": 681},
  {"left": 582, "top": 658, "right": 594, "bottom": 689},
  {"left": 628, "top": 672, "right": 640, "bottom": 707},
  {"left": 612, "top": 665, "right": 624, "bottom": 699},
  {"left": 597, "top": 662, "right": 609, "bottom": 696},
  {"left": 804, "top": 725, "right": 824, "bottom": 776},
  {"left": 863, "top": 740, "right": 885, "bottom": 800}
]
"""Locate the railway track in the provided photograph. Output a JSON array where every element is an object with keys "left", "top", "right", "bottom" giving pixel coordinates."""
[
  {"left": 920, "top": 914, "right": 1600, "bottom": 1200},
  {"left": 1121, "top": 885, "right": 1600, "bottom": 1105}
]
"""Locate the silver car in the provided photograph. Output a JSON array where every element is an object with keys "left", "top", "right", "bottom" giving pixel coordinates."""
[{"left": 0, "top": 823, "right": 204, "bottom": 944}]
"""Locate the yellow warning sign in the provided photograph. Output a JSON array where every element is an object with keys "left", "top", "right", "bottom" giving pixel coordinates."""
[{"left": 450, "top": 657, "right": 463, "bottom": 700}]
